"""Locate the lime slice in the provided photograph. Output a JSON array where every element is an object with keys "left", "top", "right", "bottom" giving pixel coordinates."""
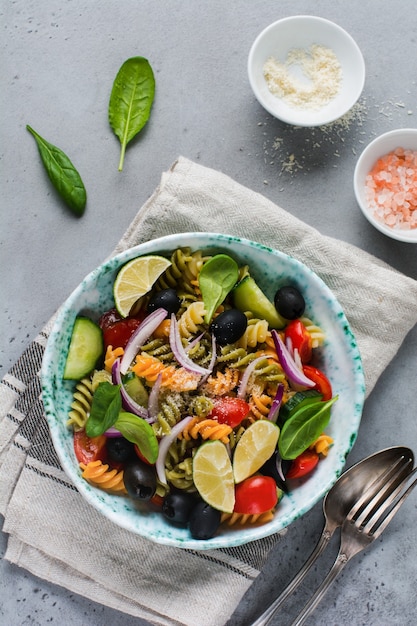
[
  {"left": 113, "top": 255, "right": 172, "bottom": 317},
  {"left": 193, "top": 440, "right": 235, "bottom": 513},
  {"left": 233, "top": 276, "right": 286, "bottom": 329},
  {"left": 233, "top": 420, "right": 280, "bottom": 483}
]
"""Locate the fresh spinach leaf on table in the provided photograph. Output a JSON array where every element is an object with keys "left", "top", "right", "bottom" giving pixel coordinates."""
[
  {"left": 27, "top": 125, "right": 87, "bottom": 217},
  {"left": 108, "top": 56, "right": 155, "bottom": 171}
]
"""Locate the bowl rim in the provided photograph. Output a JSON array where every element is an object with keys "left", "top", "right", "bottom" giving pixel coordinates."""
[
  {"left": 41, "top": 232, "right": 365, "bottom": 549},
  {"left": 353, "top": 128, "right": 417, "bottom": 243},
  {"left": 247, "top": 14, "right": 365, "bottom": 127}
]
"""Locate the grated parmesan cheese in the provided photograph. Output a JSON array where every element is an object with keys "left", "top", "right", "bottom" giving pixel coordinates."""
[{"left": 263, "top": 44, "right": 342, "bottom": 110}]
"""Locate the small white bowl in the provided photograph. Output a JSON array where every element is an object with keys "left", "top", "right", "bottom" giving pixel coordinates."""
[
  {"left": 354, "top": 129, "right": 417, "bottom": 243},
  {"left": 248, "top": 15, "right": 365, "bottom": 127}
]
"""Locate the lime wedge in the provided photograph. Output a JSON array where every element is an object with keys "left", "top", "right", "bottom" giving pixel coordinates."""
[
  {"left": 193, "top": 440, "right": 235, "bottom": 513},
  {"left": 233, "top": 419, "right": 280, "bottom": 483},
  {"left": 113, "top": 255, "right": 171, "bottom": 317}
]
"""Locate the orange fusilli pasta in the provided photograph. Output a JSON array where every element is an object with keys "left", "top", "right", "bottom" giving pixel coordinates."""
[
  {"left": 104, "top": 345, "right": 124, "bottom": 372},
  {"left": 202, "top": 368, "right": 239, "bottom": 396},
  {"left": 179, "top": 417, "right": 232, "bottom": 444},
  {"left": 221, "top": 509, "right": 275, "bottom": 526},
  {"left": 80, "top": 460, "right": 127, "bottom": 494},
  {"left": 309, "top": 433, "right": 334, "bottom": 456}
]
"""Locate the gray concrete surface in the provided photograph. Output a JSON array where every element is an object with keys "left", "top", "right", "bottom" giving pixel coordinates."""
[{"left": 1, "top": 1, "right": 416, "bottom": 625}]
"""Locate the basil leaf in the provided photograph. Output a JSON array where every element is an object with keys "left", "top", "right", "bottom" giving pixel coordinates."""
[
  {"left": 108, "top": 56, "right": 155, "bottom": 171},
  {"left": 278, "top": 396, "right": 338, "bottom": 460},
  {"left": 26, "top": 125, "right": 87, "bottom": 216},
  {"left": 114, "top": 411, "right": 158, "bottom": 464},
  {"left": 199, "top": 254, "right": 239, "bottom": 323},
  {"left": 86, "top": 382, "right": 122, "bottom": 438}
]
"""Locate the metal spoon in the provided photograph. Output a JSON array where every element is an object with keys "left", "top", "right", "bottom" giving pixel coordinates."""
[{"left": 251, "top": 446, "right": 414, "bottom": 626}]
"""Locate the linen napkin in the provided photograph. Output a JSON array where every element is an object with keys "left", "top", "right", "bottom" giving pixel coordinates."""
[{"left": 1, "top": 156, "right": 417, "bottom": 626}]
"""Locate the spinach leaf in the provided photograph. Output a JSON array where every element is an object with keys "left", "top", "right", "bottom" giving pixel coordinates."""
[
  {"left": 114, "top": 411, "right": 159, "bottom": 464},
  {"left": 278, "top": 396, "right": 338, "bottom": 460},
  {"left": 199, "top": 254, "right": 239, "bottom": 323},
  {"left": 108, "top": 56, "right": 155, "bottom": 171},
  {"left": 26, "top": 125, "right": 87, "bottom": 216},
  {"left": 86, "top": 382, "right": 122, "bottom": 438}
]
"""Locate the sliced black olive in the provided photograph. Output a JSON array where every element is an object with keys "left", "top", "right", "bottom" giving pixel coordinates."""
[
  {"left": 274, "top": 286, "right": 305, "bottom": 320},
  {"left": 210, "top": 309, "right": 248, "bottom": 346},
  {"left": 123, "top": 460, "right": 157, "bottom": 501},
  {"left": 189, "top": 501, "right": 221, "bottom": 540},
  {"left": 106, "top": 437, "right": 136, "bottom": 464},
  {"left": 147, "top": 289, "right": 181, "bottom": 315},
  {"left": 162, "top": 492, "right": 197, "bottom": 525}
]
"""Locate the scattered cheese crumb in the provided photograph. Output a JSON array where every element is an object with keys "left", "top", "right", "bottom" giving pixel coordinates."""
[{"left": 263, "top": 44, "right": 342, "bottom": 110}]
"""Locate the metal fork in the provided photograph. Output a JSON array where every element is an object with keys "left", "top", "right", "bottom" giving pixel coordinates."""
[
  {"left": 291, "top": 466, "right": 417, "bottom": 626},
  {"left": 251, "top": 447, "right": 414, "bottom": 626}
]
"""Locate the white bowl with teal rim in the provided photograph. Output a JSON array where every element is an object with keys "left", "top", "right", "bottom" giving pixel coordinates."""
[{"left": 41, "top": 233, "right": 365, "bottom": 550}]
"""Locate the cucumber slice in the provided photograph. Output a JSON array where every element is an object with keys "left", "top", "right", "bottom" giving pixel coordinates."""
[
  {"left": 122, "top": 372, "right": 149, "bottom": 407},
  {"left": 233, "top": 276, "right": 286, "bottom": 329},
  {"left": 63, "top": 317, "right": 103, "bottom": 380},
  {"left": 278, "top": 389, "right": 322, "bottom": 426}
]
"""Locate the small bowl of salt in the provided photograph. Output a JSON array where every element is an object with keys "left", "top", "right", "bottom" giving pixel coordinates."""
[
  {"left": 248, "top": 15, "right": 365, "bottom": 127},
  {"left": 354, "top": 129, "right": 417, "bottom": 243}
]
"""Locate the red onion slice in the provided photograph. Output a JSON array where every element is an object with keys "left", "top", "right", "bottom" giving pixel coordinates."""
[
  {"left": 169, "top": 314, "right": 213, "bottom": 377},
  {"left": 120, "top": 308, "right": 168, "bottom": 374},
  {"left": 112, "top": 358, "right": 151, "bottom": 421},
  {"left": 104, "top": 426, "right": 122, "bottom": 437},
  {"left": 198, "top": 333, "right": 217, "bottom": 387},
  {"left": 148, "top": 373, "right": 162, "bottom": 421},
  {"left": 271, "top": 330, "right": 315, "bottom": 388},
  {"left": 156, "top": 415, "right": 194, "bottom": 485},
  {"left": 268, "top": 383, "right": 284, "bottom": 422},
  {"left": 185, "top": 331, "right": 205, "bottom": 352},
  {"left": 237, "top": 355, "right": 266, "bottom": 399}
]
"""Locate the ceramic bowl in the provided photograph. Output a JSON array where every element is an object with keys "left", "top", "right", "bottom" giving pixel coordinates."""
[
  {"left": 248, "top": 15, "right": 365, "bottom": 127},
  {"left": 41, "top": 233, "right": 365, "bottom": 550},
  {"left": 354, "top": 128, "right": 417, "bottom": 243}
]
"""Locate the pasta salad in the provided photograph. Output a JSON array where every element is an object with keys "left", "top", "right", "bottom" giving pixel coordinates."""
[{"left": 64, "top": 247, "right": 337, "bottom": 540}]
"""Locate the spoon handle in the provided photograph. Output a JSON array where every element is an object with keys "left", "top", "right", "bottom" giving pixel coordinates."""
[
  {"left": 250, "top": 525, "right": 333, "bottom": 626},
  {"left": 290, "top": 553, "right": 349, "bottom": 626}
]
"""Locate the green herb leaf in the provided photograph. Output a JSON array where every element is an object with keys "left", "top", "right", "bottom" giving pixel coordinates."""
[
  {"left": 108, "top": 56, "right": 155, "bottom": 171},
  {"left": 199, "top": 254, "right": 239, "bottom": 324},
  {"left": 278, "top": 396, "right": 338, "bottom": 460},
  {"left": 85, "top": 382, "right": 122, "bottom": 438},
  {"left": 114, "top": 411, "right": 159, "bottom": 464},
  {"left": 26, "top": 125, "right": 87, "bottom": 216}
]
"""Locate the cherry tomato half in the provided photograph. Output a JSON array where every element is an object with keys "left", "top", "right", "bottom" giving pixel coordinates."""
[
  {"left": 234, "top": 475, "right": 278, "bottom": 514},
  {"left": 210, "top": 397, "right": 250, "bottom": 428},
  {"left": 102, "top": 317, "right": 142, "bottom": 350},
  {"left": 303, "top": 365, "right": 332, "bottom": 401},
  {"left": 286, "top": 450, "right": 319, "bottom": 479},
  {"left": 73, "top": 430, "right": 107, "bottom": 465},
  {"left": 284, "top": 320, "right": 312, "bottom": 363}
]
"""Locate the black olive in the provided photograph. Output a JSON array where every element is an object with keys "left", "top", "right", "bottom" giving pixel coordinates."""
[
  {"left": 274, "top": 286, "right": 305, "bottom": 320},
  {"left": 147, "top": 289, "right": 181, "bottom": 315},
  {"left": 210, "top": 309, "right": 248, "bottom": 346},
  {"left": 260, "top": 450, "right": 291, "bottom": 493},
  {"left": 162, "top": 492, "right": 197, "bottom": 525},
  {"left": 106, "top": 437, "right": 135, "bottom": 464},
  {"left": 123, "top": 460, "right": 157, "bottom": 501},
  {"left": 189, "top": 501, "right": 221, "bottom": 540}
]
